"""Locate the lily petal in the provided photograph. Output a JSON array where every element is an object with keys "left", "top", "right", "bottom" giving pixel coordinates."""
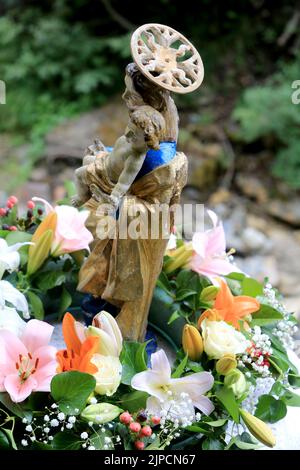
[
  {"left": 4, "top": 374, "right": 37, "bottom": 403},
  {"left": 21, "top": 320, "right": 54, "bottom": 353}
]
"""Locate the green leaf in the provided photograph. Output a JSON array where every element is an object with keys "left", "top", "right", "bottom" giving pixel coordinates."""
[
  {"left": 120, "top": 341, "right": 148, "bottom": 385},
  {"left": 0, "top": 430, "right": 10, "bottom": 449},
  {"left": 167, "top": 310, "right": 181, "bottom": 325},
  {"left": 51, "top": 371, "right": 96, "bottom": 415},
  {"left": 81, "top": 403, "right": 123, "bottom": 424},
  {"left": 0, "top": 393, "right": 32, "bottom": 421},
  {"left": 157, "top": 271, "right": 172, "bottom": 293},
  {"left": 36, "top": 271, "right": 66, "bottom": 291},
  {"left": 271, "top": 381, "right": 285, "bottom": 397},
  {"left": 90, "top": 431, "right": 114, "bottom": 450},
  {"left": 0, "top": 230, "right": 9, "bottom": 238},
  {"left": 226, "top": 272, "right": 246, "bottom": 281},
  {"left": 1, "top": 428, "right": 17, "bottom": 450},
  {"left": 26, "top": 290, "right": 44, "bottom": 320},
  {"left": 175, "top": 289, "right": 198, "bottom": 301},
  {"left": 52, "top": 431, "right": 81, "bottom": 450},
  {"left": 171, "top": 354, "right": 188, "bottom": 378},
  {"left": 216, "top": 386, "right": 240, "bottom": 423},
  {"left": 58, "top": 285, "right": 72, "bottom": 318},
  {"left": 145, "top": 436, "right": 162, "bottom": 450},
  {"left": 119, "top": 391, "right": 148, "bottom": 414},
  {"left": 271, "top": 347, "right": 295, "bottom": 373},
  {"left": 206, "top": 418, "right": 227, "bottom": 427},
  {"left": 255, "top": 395, "right": 287, "bottom": 423},
  {"left": 185, "top": 424, "right": 209, "bottom": 434},
  {"left": 202, "top": 438, "right": 224, "bottom": 450},
  {"left": 241, "top": 277, "right": 263, "bottom": 297},
  {"left": 250, "top": 304, "right": 283, "bottom": 326},
  {"left": 176, "top": 269, "right": 199, "bottom": 291},
  {"left": 6, "top": 230, "right": 32, "bottom": 245},
  {"left": 281, "top": 389, "right": 300, "bottom": 407}
]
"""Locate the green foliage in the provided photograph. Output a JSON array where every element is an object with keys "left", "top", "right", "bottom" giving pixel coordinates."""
[
  {"left": 233, "top": 58, "right": 300, "bottom": 188},
  {"left": 120, "top": 341, "right": 148, "bottom": 385},
  {"left": 50, "top": 371, "right": 96, "bottom": 415},
  {"left": 0, "top": 8, "right": 131, "bottom": 180},
  {"left": 255, "top": 395, "right": 287, "bottom": 423}
]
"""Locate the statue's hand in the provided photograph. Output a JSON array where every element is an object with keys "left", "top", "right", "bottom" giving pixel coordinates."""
[
  {"left": 71, "top": 195, "right": 85, "bottom": 208},
  {"left": 90, "top": 184, "right": 119, "bottom": 217}
]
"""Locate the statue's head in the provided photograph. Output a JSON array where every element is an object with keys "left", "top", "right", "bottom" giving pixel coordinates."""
[
  {"left": 125, "top": 104, "right": 165, "bottom": 151},
  {"left": 122, "top": 63, "right": 167, "bottom": 112}
]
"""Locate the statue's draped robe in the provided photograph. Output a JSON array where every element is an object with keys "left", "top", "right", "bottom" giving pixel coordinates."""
[{"left": 78, "top": 150, "right": 187, "bottom": 340}]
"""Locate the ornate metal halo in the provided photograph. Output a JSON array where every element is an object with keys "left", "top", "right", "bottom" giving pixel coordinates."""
[{"left": 131, "top": 23, "right": 204, "bottom": 94}]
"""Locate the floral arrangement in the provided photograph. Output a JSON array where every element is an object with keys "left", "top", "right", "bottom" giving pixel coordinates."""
[
  {"left": 0, "top": 200, "right": 300, "bottom": 451},
  {"left": 0, "top": 194, "right": 92, "bottom": 323}
]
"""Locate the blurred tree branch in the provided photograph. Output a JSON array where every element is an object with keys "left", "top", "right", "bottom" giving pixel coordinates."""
[{"left": 101, "top": 0, "right": 135, "bottom": 31}]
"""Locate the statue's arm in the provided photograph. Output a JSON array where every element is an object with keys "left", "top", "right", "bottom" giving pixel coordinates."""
[{"left": 110, "top": 151, "right": 146, "bottom": 206}]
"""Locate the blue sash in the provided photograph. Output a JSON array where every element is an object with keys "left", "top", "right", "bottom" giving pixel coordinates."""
[{"left": 106, "top": 141, "right": 177, "bottom": 181}]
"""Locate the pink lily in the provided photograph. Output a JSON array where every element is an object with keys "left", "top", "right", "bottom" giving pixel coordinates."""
[
  {"left": 0, "top": 320, "right": 57, "bottom": 402},
  {"left": 32, "top": 197, "right": 93, "bottom": 256},
  {"left": 131, "top": 349, "right": 214, "bottom": 420},
  {"left": 189, "top": 210, "right": 240, "bottom": 284}
]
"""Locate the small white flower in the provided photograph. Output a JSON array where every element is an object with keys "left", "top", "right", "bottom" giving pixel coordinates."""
[
  {"left": 48, "top": 436, "right": 53, "bottom": 441},
  {"left": 51, "top": 404, "right": 58, "bottom": 409},
  {"left": 89, "top": 397, "right": 97, "bottom": 404},
  {"left": 66, "top": 423, "right": 73, "bottom": 429},
  {"left": 44, "top": 415, "right": 50, "bottom": 422},
  {"left": 57, "top": 412, "right": 65, "bottom": 421},
  {"left": 22, "top": 418, "right": 28, "bottom": 424},
  {"left": 30, "top": 436, "right": 36, "bottom": 442},
  {"left": 68, "top": 416, "right": 76, "bottom": 424},
  {"left": 88, "top": 446, "right": 96, "bottom": 450},
  {"left": 44, "top": 427, "right": 50, "bottom": 434},
  {"left": 80, "top": 432, "right": 88, "bottom": 440},
  {"left": 50, "top": 419, "right": 59, "bottom": 427},
  {"left": 21, "top": 439, "right": 28, "bottom": 446},
  {"left": 25, "top": 425, "right": 33, "bottom": 432}
]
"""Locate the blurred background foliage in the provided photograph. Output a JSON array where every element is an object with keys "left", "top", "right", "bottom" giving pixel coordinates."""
[{"left": 0, "top": 0, "right": 300, "bottom": 189}]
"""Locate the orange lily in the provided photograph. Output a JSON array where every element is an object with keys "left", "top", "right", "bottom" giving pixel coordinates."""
[
  {"left": 56, "top": 312, "right": 99, "bottom": 374},
  {"left": 199, "top": 280, "right": 260, "bottom": 330}
]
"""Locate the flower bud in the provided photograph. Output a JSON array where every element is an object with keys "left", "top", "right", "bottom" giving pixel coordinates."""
[
  {"left": 197, "top": 308, "right": 223, "bottom": 328},
  {"left": 239, "top": 409, "right": 276, "bottom": 448},
  {"left": 182, "top": 324, "right": 203, "bottom": 361},
  {"left": 164, "top": 243, "right": 193, "bottom": 274},
  {"left": 200, "top": 286, "right": 219, "bottom": 302},
  {"left": 81, "top": 403, "right": 122, "bottom": 424},
  {"left": 30, "top": 211, "right": 57, "bottom": 245},
  {"left": 224, "top": 369, "right": 247, "bottom": 398},
  {"left": 27, "top": 229, "right": 53, "bottom": 275},
  {"left": 216, "top": 354, "right": 237, "bottom": 375}
]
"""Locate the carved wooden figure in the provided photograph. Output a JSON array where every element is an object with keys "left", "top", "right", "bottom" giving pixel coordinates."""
[{"left": 74, "top": 24, "right": 204, "bottom": 341}]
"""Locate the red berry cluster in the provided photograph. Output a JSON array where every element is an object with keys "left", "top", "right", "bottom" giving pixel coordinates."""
[
  {"left": 0, "top": 196, "right": 19, "bottom": 231},
  {"left": 119, "top": 411, "right": 161, "bottom": 450},
  {"left": 0, "top": 196, "right": 42, "bottom": 232}
]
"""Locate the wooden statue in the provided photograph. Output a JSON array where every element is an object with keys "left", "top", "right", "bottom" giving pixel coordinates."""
[{"left": 73, "top": 24, "right": 204, "bottom": 341}]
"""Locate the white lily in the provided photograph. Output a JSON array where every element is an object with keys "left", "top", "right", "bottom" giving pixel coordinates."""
[
  {"left": 0, "top": 305, "right": 26, "bottom": 336},
  {"left": 0, "top": 238, "right": 32, "bottom": 279},
  {"left": 131, "top": 349, "right": 215, "bottom": 423},
  {"left": 0, "top": 280, "right": 30, "bottom": 319}
]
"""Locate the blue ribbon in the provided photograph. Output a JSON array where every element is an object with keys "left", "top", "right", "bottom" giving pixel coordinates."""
[{"left": 106, "top": 141, "right": 177, "bottom": 180}]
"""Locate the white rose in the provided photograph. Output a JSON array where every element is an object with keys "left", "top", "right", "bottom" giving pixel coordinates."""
[
  {"left": 201, "top": 320, "right": 248, "bottom": 359},
  {"left": 91, "top": 354, "right": 122, "bottom": 396}
]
